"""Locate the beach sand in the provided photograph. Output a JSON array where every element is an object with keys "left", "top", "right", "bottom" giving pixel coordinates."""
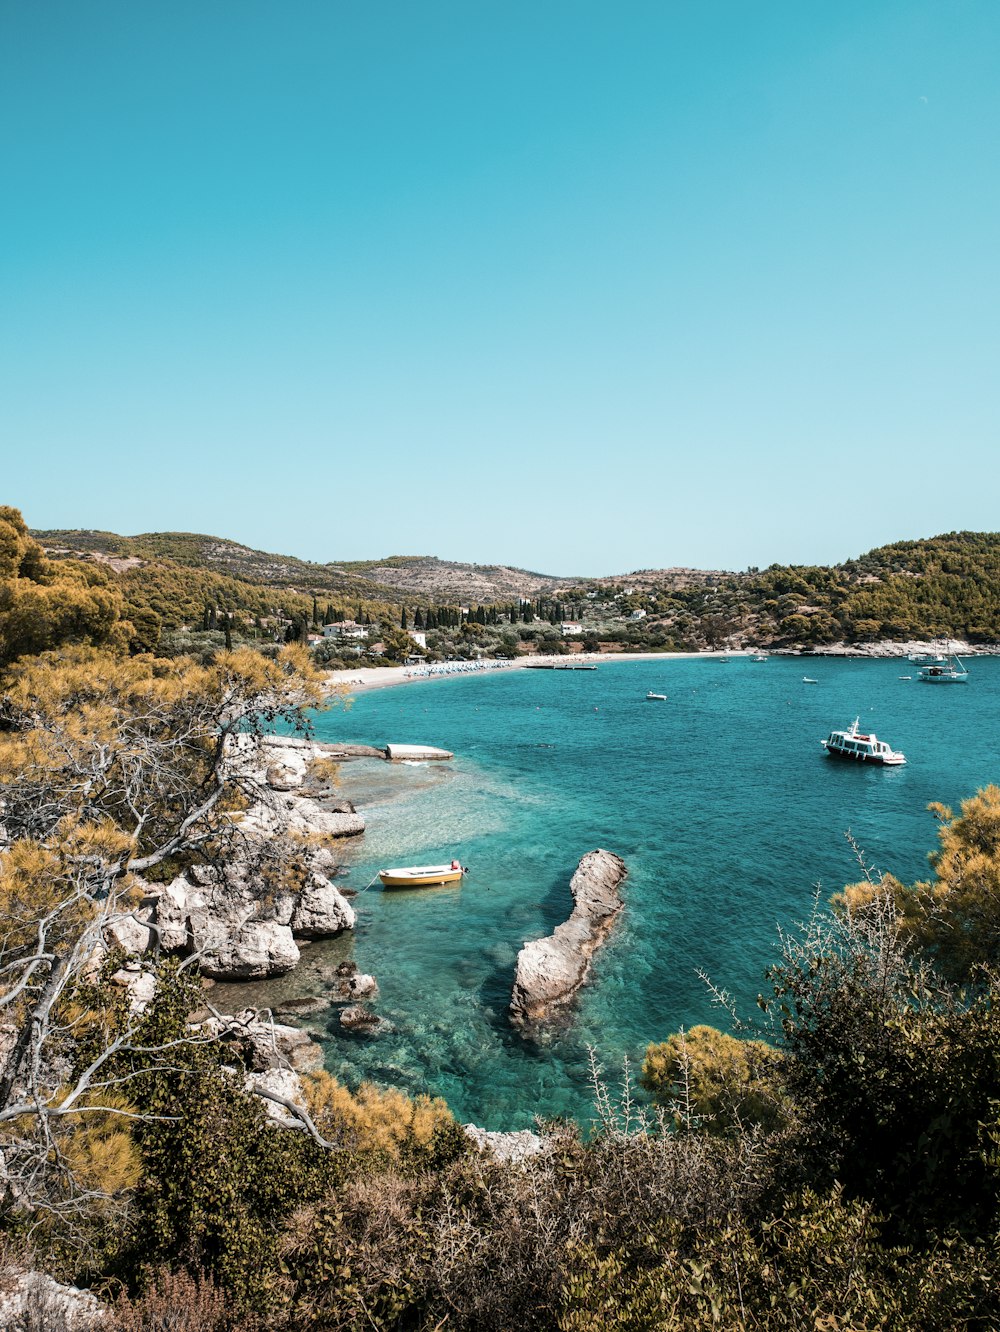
[{"left": 322, "top": 650, "right": 739, "bottom": 695}]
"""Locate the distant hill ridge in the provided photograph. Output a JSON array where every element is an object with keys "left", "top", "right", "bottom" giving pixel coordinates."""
[
  {"left": 34, "top": 528, "right": 586, "bottom": 602},
  {"left": 33, "top": 528, "right": 739, "bottom": 601}
]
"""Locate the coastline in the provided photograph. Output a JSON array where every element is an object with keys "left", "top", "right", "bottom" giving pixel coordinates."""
[
  {"left": 324, "top": 649, "right": 745, "bottom": 694},
  {"left": 323, "top": 640, "right": 994, "bottom": 695}
]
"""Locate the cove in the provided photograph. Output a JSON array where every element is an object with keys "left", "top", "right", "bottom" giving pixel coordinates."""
[{"left": 236, "top": 656, "right": 1000, "bottom": 1130}]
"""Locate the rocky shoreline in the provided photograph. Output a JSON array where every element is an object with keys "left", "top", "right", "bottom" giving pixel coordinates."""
[{"left": 110, "top": 736, "right": 367, "bottom": 988}]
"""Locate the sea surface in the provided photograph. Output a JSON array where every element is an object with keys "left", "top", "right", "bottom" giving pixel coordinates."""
[{"left": 223, "top": 655, "right": 1000, "bottom": 1131}]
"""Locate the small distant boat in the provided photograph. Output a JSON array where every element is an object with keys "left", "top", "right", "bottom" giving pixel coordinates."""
[
  {"left": 917, "top": 649, "right": 968, "bottom": 684},
  {"left": 821, "top": 718, "right": 906, "bottom": 766},
  {"left": 751, "top": 654, "right": 768, "bottom": 662},
  {"left": 379, "top": 861, "right": 466, "bottom": 889},
  {"left": 898, "top": 675, "right": 912, "bottom": 680},
  {"left": 645, "top": 691, "right": 667, "bottom": 701},
  {"left": 909, "top": 651, "right": 945, "bottom": 663},
  {"left": 718, "top": 656, "right": 732, "bottom": 663},
  {"left": 802, "top": 676, "right": 819, "bottom": 684}
]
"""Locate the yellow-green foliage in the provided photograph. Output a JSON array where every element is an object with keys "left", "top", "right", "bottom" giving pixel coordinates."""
[
  {"left": 640, "top": 1024, "right": 787, "bottom": 1133},
  {"left": 52, "top": 1091, "right": 143, "bottom": 1199},
  {"left": 303, "top": 1072, "right": 454, "bottom": 1160},
  {"left": 838, "top": 786, "right": 1000, "bottom": 982},
  {"left": 0, "top": 507, "right": 125, "bottom": 667}
]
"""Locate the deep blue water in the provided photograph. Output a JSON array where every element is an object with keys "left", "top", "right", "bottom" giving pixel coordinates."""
[{"left": 272, "top": 656, "right": 1000, "bottom": 1129}]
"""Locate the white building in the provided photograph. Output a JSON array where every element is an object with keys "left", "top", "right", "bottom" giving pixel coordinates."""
[
  {"left": 561, "top": 622, "right": 584, "bottom": 636},
  {"left": 409, "top": 630, "right": 427, "bottom": 649},
  {"left": 322, "top": 620, "right": 369, "bottom": 640},
  {"left": 628, "top": 609, "right": 647, "bottom": 621}
]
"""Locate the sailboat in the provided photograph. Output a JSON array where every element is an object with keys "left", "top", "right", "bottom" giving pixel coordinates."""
[{"left": 917, "top": 645, "right": 969, "bottom": 684}]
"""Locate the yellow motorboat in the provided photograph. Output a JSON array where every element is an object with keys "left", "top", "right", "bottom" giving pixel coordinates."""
[{"left": 378, "top": 861, "right": 466, "bottom": 889}]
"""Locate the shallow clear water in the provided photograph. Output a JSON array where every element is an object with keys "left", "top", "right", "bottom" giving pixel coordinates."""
[{"left": 241, "top": 656, "right": 1000, "bottom": 1130}]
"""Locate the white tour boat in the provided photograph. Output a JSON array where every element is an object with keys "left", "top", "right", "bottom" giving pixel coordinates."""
[
  {"left": 645, "top": 691, "right": 667, "bottom": 701},
  {"left": 820, "top": 718, "right": 906, "bottom": 766}
]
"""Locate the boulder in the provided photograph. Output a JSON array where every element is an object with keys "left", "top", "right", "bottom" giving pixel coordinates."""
[
  {"left": 104, "top": 908, "right": 154, "bottom": 955},
  {"left": 510, "top": 849, "right": 628, "bottom": 1027},
  {"left": 339, "top": 1005, "right": 383, "bottom": 1035},
  {"left": 291, "top": 873, "right": 356, "bottom": 937},
  {"left": 246, "top": 1067, "right": 310, "bottom": 1125},
  {"left": 266, "top": 761, "right": 304, "bottom": 791},
  {"left": 175, "top": 889, "right": 300, "bottom": 985},
  {"left": 323, "top": 960, "right": 379, "bottom": 1002},
  {"left": 343, "top": 972, "right": 379, "bottom": 1001},
  {"left": 199, "top": 1009, "right": 325, "bottom": 1073},
  {"left": 109, "top": 964, "right": 157, "bottom": 1014}
]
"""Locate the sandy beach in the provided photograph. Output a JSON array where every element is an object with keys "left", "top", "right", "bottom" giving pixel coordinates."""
[{"left": 323, "top": 650, "right": 742, "bottom": 694}]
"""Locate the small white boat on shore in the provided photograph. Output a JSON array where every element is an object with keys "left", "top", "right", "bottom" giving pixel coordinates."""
[
  {"left": 821, "top": 718, "right": 906, "bottom": 766},
  {"left": 645, "top": 691, "right": 667, "bottom": 701},
  {"left": 379, "top": 861, "right": 466, "bottom": 889}
]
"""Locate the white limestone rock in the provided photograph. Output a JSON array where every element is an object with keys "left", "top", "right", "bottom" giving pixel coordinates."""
[
  {"left": 463, "top": 1125, "right": 546, "bottom": 1164},
  {"left": 510, "top": 849, "right": 628, "bottom": 1026},
  {"left": 0, "top": 1272, "right": 104, "bottom": 1329},
  {"left": 291, "top": 873, "right": 356, "bottom": 937},
  {"left": 109, "top": 964, "right": 158, "bottom": 1015}
]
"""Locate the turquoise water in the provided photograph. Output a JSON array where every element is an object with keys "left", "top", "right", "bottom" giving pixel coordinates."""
[{"left": 289, "top": 656, "right": 1000, "bottom": 1130}]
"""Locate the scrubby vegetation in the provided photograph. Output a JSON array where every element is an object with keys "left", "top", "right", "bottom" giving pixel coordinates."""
[{"left": 7, "top": 503, "right": 1000, "bottom": 1328}]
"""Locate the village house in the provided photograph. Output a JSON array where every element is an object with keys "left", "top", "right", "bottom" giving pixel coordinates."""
[{"left": 322, "top": 620, "right": 369, "bottom": 641}]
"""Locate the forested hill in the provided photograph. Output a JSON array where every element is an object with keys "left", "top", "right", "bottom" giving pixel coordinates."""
[
  {"left": 32, "top": 525, "right": 1000, "bottom": 648},
  {"left": 739, "top": 530, "right": 1000, "bottom": 645}
]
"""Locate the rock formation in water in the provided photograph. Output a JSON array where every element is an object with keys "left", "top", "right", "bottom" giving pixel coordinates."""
[{"left": 510, "top": 848, "right": 628, "bottom": 1027}]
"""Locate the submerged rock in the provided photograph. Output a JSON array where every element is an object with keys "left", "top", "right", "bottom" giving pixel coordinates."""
[
  {"left": 339, "top": 1004, "right": 383, "bottom": 1035},
  {"left": 274, "top": 995, "right": 330, "bottom": 1018},
  {"left": 510, "top": 849, "right": 628, "bottom": 1027}
]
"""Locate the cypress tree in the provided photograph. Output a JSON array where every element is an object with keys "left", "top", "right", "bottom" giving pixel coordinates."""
[
  {"left": 208, "top": 605, "right": 218, "bottom": 631},
  {"left": 401, "top": 606, "right": 408, "bottom": 630},
  {"left": 224, "top": 616, "right": 233, "bottom": 650}
]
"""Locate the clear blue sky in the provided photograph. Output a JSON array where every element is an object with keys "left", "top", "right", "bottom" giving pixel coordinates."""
[{"left": 3, "top": 1, "right": 998, "bottom": 575}]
